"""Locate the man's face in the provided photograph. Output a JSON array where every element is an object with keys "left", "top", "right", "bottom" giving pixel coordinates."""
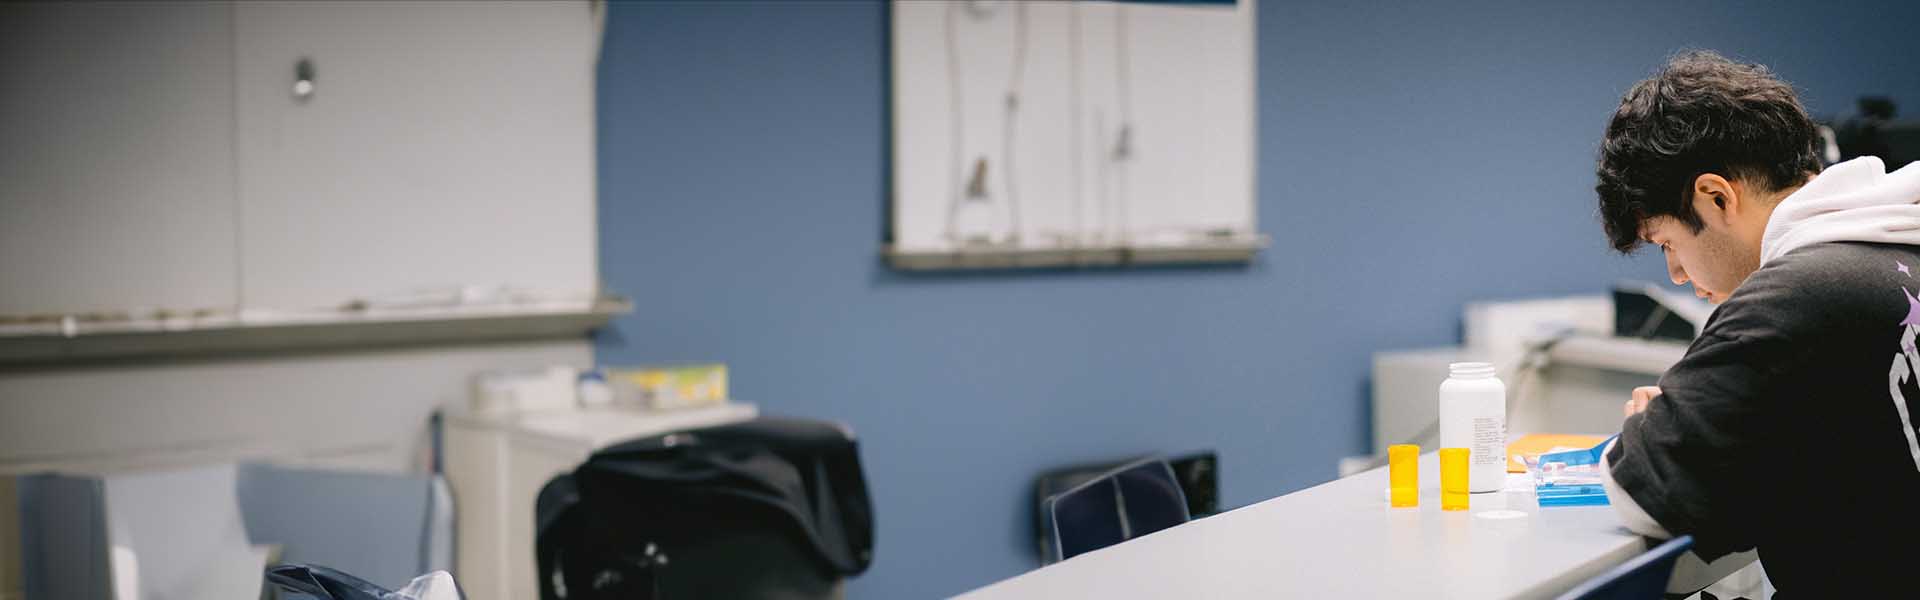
[{"left": 1640, "top": 215, "right": 1758, "bottom": 304}]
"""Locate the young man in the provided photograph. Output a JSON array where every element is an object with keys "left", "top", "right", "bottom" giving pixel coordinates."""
[{"left": 1594, "top": 50, "right": 1920, "bottom": 596}]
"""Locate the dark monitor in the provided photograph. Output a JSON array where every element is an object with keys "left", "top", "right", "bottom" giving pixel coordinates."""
[
  {"left": 1833, "top": 96, "right": 1919, "bottom": 170},
  {"left": 1612, "top": 282, "right": 1705, "bottom": 342}
]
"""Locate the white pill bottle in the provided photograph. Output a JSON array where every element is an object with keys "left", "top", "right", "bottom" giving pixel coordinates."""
[{"left": 1439, "top": 361, "right": 1507, "bottom": 493}]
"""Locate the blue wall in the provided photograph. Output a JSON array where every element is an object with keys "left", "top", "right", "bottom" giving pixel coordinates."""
[{"left": 595, "top": 1, "right": 1919, "bottom": 596}]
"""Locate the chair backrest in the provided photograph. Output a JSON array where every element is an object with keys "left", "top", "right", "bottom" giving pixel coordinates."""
[
  {"left": 1554, "top": 535, "right": 1695, "bottom": 600},
  {"left": 1043, "top": 457, "right": 1191, "bottom": 563}
]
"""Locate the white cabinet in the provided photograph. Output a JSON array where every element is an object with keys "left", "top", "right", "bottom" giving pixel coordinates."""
[
  {"left": 444, "top": 404, "right": 760, "bottom": 600},
  {"left": 0, "top": 1, "right": 599, "bottom": 317},
  {"left": 0, "top": 2, "right": 239, "bottom": 316},
  {"left": 232, "top": 1, "right": 598, "bottom": 308}
]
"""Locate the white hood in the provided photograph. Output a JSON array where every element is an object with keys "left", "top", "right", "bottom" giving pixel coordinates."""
[{"left": 1760, "top": 156, "right": 1920, "bottom": 266}]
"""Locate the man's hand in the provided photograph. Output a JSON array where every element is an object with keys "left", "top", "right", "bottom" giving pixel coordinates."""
[{"left": 1624, "top": 386, "right": 1661, "bottom": 417}]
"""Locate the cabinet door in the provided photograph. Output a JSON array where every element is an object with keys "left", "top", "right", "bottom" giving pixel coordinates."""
[
  {"left": 234, "top": 1, "right": 598, "bottom": 309},
  {"left": 0, "top": 2, "right": 238, "bottom": 316}
]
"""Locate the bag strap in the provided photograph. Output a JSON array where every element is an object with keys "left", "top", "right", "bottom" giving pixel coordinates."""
[{"left": 535, "top": 473, "right": 581, "bottom": 600}]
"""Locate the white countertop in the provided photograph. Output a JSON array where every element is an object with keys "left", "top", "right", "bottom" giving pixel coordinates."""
[{"left": 959, "top": 452, "right": 1647, "bottom": 599}]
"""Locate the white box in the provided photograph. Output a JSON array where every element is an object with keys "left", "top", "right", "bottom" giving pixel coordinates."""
[{"left": 471, "top": 366, "right": 579, "bottom": 415}]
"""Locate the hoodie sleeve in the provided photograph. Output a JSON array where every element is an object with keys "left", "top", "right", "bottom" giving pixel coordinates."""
[
  {"left": 1603, "top": 330, "right": 1792, "bottom": 560},
  {"left": 1599, "top": 437, "right": 1670, "bottom": 539}
]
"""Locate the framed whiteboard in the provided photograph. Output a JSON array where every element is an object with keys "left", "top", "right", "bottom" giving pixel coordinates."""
[{"left": 887, "top": 0, "right": 1261, "bottom": 270}]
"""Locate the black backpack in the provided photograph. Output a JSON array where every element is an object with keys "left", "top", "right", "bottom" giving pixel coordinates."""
[{"left": 535, "top": 417, "right": 874, "bottom": 600}]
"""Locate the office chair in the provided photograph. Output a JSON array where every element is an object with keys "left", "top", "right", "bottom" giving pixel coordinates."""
[
  {"left": 1032, "top": 451, "right": 1217, "bottom": 564},
  {"left": 1040, "top": 457, "right": 1192, "bottom": 564},
  {"left": 1555, "top": 535, "right": 1695, "bottom": 600}
]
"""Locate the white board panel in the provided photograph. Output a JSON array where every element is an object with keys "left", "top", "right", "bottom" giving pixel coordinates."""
[
  {"left": 0, "top": 2, "right": 238, "bottom": 315},
  {"left": 234, "top": 1, "right": 598, "bottom": 309},
  {"left": 890, "top": 0, "right": 1256, "bottom": 258}
]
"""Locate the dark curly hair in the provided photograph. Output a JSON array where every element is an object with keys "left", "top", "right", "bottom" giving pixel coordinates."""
[{"left": 1596, "top": 50, "right": 1822, "bottom": 253}]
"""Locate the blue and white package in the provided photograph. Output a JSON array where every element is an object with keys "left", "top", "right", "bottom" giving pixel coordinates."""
[{"left": 1524, "top": 434, "right": 1619, "bottom": 507}]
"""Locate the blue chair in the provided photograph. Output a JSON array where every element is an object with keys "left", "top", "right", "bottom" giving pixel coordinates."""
[
  {"left": 1041, "top": 457, "right": 1191, "bottom": 564},
  {"left": 1555, "top": 535, "right": 1695, "bottom": 600}
]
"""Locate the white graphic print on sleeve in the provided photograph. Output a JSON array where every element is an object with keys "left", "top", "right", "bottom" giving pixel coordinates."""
[{"left": 1892, "top": 323, "right": 1920, "bottom": 473}]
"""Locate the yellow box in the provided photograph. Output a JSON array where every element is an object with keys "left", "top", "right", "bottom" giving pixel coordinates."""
[{"left": 605, "top": 363, "right": 728, "bottom": 411}]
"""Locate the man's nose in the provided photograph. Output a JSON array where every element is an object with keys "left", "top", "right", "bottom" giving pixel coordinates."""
[{"left": 1666, "top": 252, "right": 1688, "bottom": 285}]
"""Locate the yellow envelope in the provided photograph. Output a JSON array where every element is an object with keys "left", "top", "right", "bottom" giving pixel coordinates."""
[{"left": 1506, "top": 433, "right": 1607, "bottom": 472}]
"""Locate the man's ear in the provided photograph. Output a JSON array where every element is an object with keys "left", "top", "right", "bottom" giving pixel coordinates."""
[{"left": 1691, "top": 173, "right": 1741, "bottom": 225}]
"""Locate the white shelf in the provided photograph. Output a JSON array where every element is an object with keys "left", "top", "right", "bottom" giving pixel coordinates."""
[
  {"left": 0, "top": 438, "right": 396, "bottom": 477},
  {"left": 883, "top": 235, "right": 1268, "bottom": 271},
  {"left": 0, "top": 297, "right": 631, "bottom": 367}
]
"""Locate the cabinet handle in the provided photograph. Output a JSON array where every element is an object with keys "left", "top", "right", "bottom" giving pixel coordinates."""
[{"left": 293, "top": 57, "right": 316, "bottom": 101}]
